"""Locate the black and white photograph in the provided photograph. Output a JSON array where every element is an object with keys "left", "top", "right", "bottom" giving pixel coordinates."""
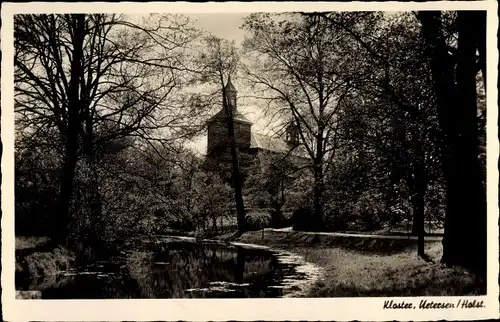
[{"left": 2, "top": 1, "right": 498, "bottom": 321}]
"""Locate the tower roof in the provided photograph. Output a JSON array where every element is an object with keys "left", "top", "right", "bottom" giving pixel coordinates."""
[
  {"left": 208, "top": 109, "right": 253, "bottom": 125},
  {"left": 250, "top": 133, "right": 308, "bottom": 158},
  {"left": 224, "top": 75, "right": 237, "bottom": 93},
  {"left": 207, "top": 75, "right": 251, "bottom": 124}
]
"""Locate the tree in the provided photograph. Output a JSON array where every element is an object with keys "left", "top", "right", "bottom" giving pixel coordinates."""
[
  {"left": 299, "top": 11, "right": 449, "bottom": 259},
  {"left": 349, "top": 12, "right": 439, "bottom": 257},
  {"left": 191, "top": 170, "right": 233, "bottom": 234},
  {"left": 242, "top": 13, "right": 359, "bottom": 230},
  {"left": 14, "top": 14, "right": 198, "bottom": 246},
  {"left": 418, "top": 11, "right": 486, "bottom": 277},
  {"left": 327, "top": 10, "right": 485, "bottom": 270},
  {"left": 193, "top": 36, "right": 247, "bottom": 234},
  {"left": 245, "top": 151, "right": 299, "bottom": 227}
]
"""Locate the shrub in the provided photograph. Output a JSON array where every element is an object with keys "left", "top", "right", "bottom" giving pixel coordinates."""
[
  {"left": 324, "top": 210, "right": 352, "bottom": 232},
  {"left": 267, "top": 207, "right": 281, "bottom": 228},
  {"left": 245, "top": 211, "right": 271, "bottom": 231},
  {"left": 281, "top": 211, "right": 293, "bottom": 227},
  {"left": 351, "top": 191, "right": 387, "bottom": 231},
  {"left": 15, "top": 146, "right": 61, "bottom": 237},
  {"left": 169, "top": 219, "right": 195, "bottom": 232},
  {"left": 292, "top": 206, "right": 316, "bottom": 231},
  {"left": 323, "top": 188, "right": 392, "bottom": 232},
  {"left": 267, "top": 209, "right": 294, "bottom": 229},
  {"left": 17, "top": 246, "right": 75, "bottom": 278}
]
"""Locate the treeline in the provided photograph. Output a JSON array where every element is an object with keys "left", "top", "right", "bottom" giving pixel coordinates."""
[
  {"left": 14, "top": 12, "right": 486, "bottom": 276},
  {"left": 16, "top": 141, "right": 232, "bottom": 239},
  {"left": 240, "top": 11, "right": 486, "bottom": 276}
]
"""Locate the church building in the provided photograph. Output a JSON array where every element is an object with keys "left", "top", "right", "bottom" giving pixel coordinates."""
[{"left": 205, "top": 76, "right": 306, "bottom": 172}]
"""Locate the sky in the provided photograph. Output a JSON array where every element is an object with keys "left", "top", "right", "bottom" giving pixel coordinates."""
[{"left": 185, "top": 13, "right": 249, "bottom": 45}]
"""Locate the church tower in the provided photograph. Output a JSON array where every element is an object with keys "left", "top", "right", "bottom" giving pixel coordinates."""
[
  {"left": 206, "top": 76, "right": 253, "bottom": 162},
  {"left": 225, "top": 75, "right": 238, "bottom": 110},
  {"left": 285, "top": 120, "right": 300, "bottom": 147}
]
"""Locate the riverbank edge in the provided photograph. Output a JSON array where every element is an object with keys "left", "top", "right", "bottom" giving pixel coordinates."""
[
  {"left": 160, "top": 226, "right": 442, "bottom": 253},
  {"left": 221, "top": 230, "right": 485, "bottom": 297},
  {"left": 16, "top": 243, "right": 75, "bottom": 283},
  {"left": 15, "top": 229, "right": 483, "bottom": 298},
  {"left": 217, "top": 229, "right": 441, "bottom": 254},
  {"left": 154, "top": 228, "right": 449, "bottom": 297},
  {"left": 154, "top": 234, "right": 325, "bottom": 298},
  {"left": 16, "top": 246, "right": 75, "bottom": 277}
]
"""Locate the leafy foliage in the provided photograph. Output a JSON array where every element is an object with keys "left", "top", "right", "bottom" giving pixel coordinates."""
[{"left": 14, "top": 12, "right": 485, "bottom": 275}]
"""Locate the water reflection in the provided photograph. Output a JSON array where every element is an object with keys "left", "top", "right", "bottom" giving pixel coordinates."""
[{"left": 16, "top": 240, "right": 307, "bottom": 299}]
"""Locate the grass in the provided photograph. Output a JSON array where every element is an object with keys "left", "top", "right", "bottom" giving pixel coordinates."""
[
  {"left": 15, "top": 231, "right": 484, "bottom": 298},
  {"left": 232, "top": 230, "right": 485, "bottom": 297},
  {"left": 16, "top": 237, "right": 76, "bottom": 299},
  {"left": 234, "top": 229, "right": 427, "bottom": 253},
  {"left": 15, "top": 236, "right": 50, "bottom": 250},
  {"left": 296, "top": 244, "right": 484, "bottom": 297},
  {"left": 17, "top": 246, "right": 75, "bottom": 278},
  {"left": 16, "top": 236, "right": 75, "bottom": 278}
]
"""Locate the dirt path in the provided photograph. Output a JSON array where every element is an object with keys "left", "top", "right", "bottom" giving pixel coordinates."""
[{"left": 266, "top": 227, "right": 443, "bottom": 242}]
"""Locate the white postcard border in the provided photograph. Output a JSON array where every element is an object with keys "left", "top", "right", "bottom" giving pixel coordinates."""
[{"left": 2, "top": 1, "right": 498, "bottom": 321}]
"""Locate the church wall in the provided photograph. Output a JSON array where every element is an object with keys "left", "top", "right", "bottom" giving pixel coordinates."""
[{"left": 207, "top": 120, "right": 252, "bottom": 156}]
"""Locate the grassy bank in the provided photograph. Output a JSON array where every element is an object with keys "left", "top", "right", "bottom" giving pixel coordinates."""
[
  {"left": 15, "top": 236, "right": 50, "bottom": 250},
  {"left": 16, "top": 236, "right": 75, "bottom": 278},
  {"left": 234, "top": 229, "right": 433, "bottom": 253},
  {"left": 232, "top": 230, "right": 485, "bottom": 297}
]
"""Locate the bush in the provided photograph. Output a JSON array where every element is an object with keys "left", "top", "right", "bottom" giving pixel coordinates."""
[
  {"left": 323, "top": 211, "right": 352, "bottom": 232},
  {"left": 15, "top": 146, "right": 61, "bottom": 237},
  {"left": 169, "top": 219, "right": 195, "bottom": 232},
  {"left": 323, "top": 188, "right": 395, "bottom": 232},
  {"left": 269, "top": 208, "right": 294, "bottom": 228},
  {"left": 281, "top": 211, "right": 293, "bottom": 227},
  {"left": 292, "top": 206, "right": 316, "bottom": 231},
  {"left": 16, "top": 246, "right": 74, "bottom": 278},
  {"left": 245, "top": 211, "right": 271, "bottom": 231}
]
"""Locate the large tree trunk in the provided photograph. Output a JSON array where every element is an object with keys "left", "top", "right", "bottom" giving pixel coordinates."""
[
  {"left": 410, "top": 140, "right": 428, "bottom": 259},
  {"left": 309, "top": 132, "right": 325, "bottom": 231},
  {"left": 419, "top": 11, "right": 486, "bottom": 278},
  {"left": 448, "top": 11, "right": 486, "bottom": 277},
  {"left": 476, "top": 11, "right": 487, "bottom": 88},
  {"left": 82, "top": 88, "right": 105, "bottom": 255},
  {"left": 270, "top": 199, "right": 282, "bottom": 229},
  {"left": 411, "top": 187, "right": 426, "bottom": 258},
  {"left": 212, "top": 215, "right": 218, "bottom": 233},
  {"left": 222, "top": 89, "right": 247, "bottom": 235},
  {"left": 312, "top": 163, "right": 324, "bottom": 231},
  {"left": 54, "top": 14, "right": 86, "bottom": 247},
  {"left": 229, "top": 139, "right": 247, "bottom": 234},
  {"left": 56, "top": 138, "right": 78, "bottom": 246}
]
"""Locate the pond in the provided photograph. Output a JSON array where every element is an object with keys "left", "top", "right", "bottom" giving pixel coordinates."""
[{"left": 16, "top": 237, "right": 321, "bottom": 299}]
